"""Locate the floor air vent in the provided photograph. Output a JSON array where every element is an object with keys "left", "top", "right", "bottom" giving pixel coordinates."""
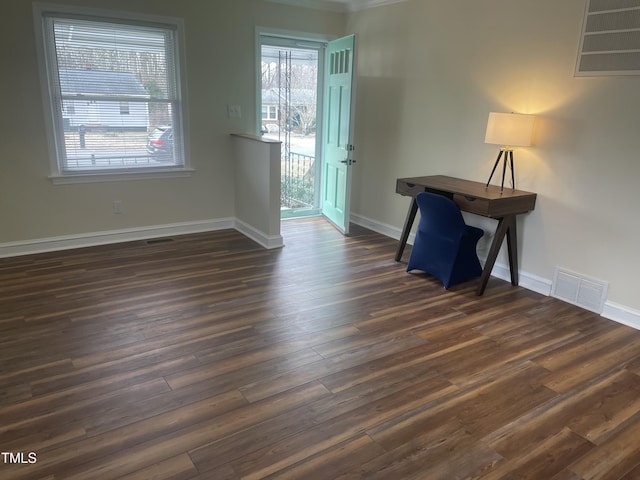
[
  {"left": 551, "top": 267, "right": 608, "bottom": 314},
  {"left": 145, "top": 238, "right": 174, "bottom": 245}
]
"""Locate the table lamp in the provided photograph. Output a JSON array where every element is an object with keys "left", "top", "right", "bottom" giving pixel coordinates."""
[{"left": 484, "top": 112, "right": 535, "bottom": 192}]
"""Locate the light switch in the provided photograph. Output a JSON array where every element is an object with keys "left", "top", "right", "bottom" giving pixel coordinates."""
[{"left": 228, "top": 104, "right": 241, "bottom": 118}]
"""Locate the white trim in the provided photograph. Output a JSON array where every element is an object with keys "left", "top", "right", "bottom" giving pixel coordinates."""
[
  {"left": 4, "top": 211, "right": 639, "bottom": 330},
  {"left": 0, "top": 217, "right": 287, "bottom": 258},
  {"left": 487, "top": 262, "right": 553, "bottom": 297},
  {"left": 351, "top": 212, "right": 551, "bottom": 296},
  {"left": 256, "top": 26, "right": 334, "bottom": 44},
  {"left": 255, "top": 26, "right": 331, "bottom": 136},
  {"left": 264, "top": 0, "right": 347, "bottom": 12},
  {"left": 33, "top": 2, "right": 189, "bottom": 25},
  {"left": 33, "top": 3, "right": 60, "bottom": 178},
  {"left": 0, "top": 219, "right": 234, "bottom": 258},
  {"left": 255, "top": 28, "right": 328, "bottom": 217},
  {"left": 32, "top": 3, "right": 191, "bottom": 180},
  {"left": 49, "top": 168, "right": 194, "bottom": 185},
  {"left": 263, "top": 0, "right": 409, "bottom": 12},
  {"left": 350, "top": 212, "right": 640, "bottom": 328},
  {"left": 602, "top": 302, "right": 640, "bottom": 330},
  {"left": 350, "top": 212, "right": 415, "bottom": 244},
  {"left": 235, "top": 219, "right": 284, "bottom": 250},
  {"left": 348, "top": 0, "right": 409, "bottom": 11}
]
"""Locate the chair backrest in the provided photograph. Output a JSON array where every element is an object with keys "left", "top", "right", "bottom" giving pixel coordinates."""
[{"left": 416, "top": 192, "right": 467, "bottom": 237}]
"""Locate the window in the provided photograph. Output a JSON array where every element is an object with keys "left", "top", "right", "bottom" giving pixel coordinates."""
[
  {"left": 261, "top": 105, "right": 279, "bottom": 120},
  {"left": 119, "top": 102, "right": 130, "bottom": 115},
  {"left": 34, "top": 4, "right": 189, "bottom": 181}
]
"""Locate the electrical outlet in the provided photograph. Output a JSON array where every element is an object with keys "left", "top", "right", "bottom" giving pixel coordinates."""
[
  {"left": 113, "top": 200, "right": 123, "bottom": 214},
  {"left": 227, "top": 104, "right": 241, "bottom": 118}
]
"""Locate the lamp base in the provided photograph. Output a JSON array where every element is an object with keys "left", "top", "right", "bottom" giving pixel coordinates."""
[{"left": 486, "top": 148, "right": 515, "bottom": 192}]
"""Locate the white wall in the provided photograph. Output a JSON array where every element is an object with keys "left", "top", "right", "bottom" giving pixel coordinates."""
[
  {"left": 347, "top": 0, "right": 640, "bottom": 315},
  {"left": 232, "top": 134, "right": 283, "bottom": 249}
]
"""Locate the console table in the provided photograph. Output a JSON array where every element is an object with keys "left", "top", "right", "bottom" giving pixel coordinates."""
[{"left": 395, "top": 175, "right": 537, "bottom": 295}]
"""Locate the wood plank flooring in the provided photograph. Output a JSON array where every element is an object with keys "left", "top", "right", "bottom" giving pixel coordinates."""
[{"left": 2, "top": 217, "right": 640, "bottom": 479}]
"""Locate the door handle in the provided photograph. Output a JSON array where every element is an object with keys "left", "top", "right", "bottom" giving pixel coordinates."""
[{"left": 341, "top": 159, "right": 356, "bottom": 165}]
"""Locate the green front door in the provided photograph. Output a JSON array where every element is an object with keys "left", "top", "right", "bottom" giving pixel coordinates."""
[{"left": 321, "top": 35, "right": 356, "bottom": 234}]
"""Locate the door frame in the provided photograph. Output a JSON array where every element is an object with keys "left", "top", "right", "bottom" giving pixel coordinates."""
[
  {"left": 254, "top": 26, "right": 357, "bottom": 227},
  {"left": 255, "top": 26, "right": 333, "bottom": 130},
  {"left": 255, "top": 29, "right": 327, "bottom": 220}
]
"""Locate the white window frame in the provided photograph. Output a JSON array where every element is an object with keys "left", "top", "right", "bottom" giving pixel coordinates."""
[
  {"left": 262, "top": 105, "right": 279, "bottom": 120},
  {"left": 33, "top": 3, "right": 192, "bottom": 184},
  {"left": 119, "top": 102, "right": 130, "bottom": 115}
]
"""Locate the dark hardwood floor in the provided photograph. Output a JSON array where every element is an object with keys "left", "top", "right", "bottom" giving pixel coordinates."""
[{"left": 2, "top": 217, "right": 640, "bottom": 479}]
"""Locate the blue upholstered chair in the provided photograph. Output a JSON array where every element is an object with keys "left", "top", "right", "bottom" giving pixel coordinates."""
[{"left": 406, "top": 192, "right": 484, "bottom": 289}]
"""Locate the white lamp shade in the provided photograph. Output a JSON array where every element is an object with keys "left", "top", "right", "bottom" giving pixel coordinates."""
[{"left": 484, "top": 112, "right": 535, "bottom": 147}]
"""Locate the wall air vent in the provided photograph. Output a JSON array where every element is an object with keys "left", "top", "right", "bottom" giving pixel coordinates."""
[
  {"left": 576, "top": 0, "right": 640, "bottom": 76},
  {"left": 551, "top": 267, "right": 609, "bottom": 314}
]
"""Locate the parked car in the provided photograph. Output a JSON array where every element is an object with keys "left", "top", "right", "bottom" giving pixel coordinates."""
[{"left": 146, "top": 126, "right": 173, "bottom": 158}]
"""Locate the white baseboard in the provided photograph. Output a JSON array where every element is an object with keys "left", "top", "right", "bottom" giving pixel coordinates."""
[
  {"left": 350, "top": 212, "right": 415, "bottom": 244},
  {"left": 0, "top": 218, "right": 234, "bottom": 258},
  {"left": 602, "top": 302, "right": 640, "bottom": 330},
  {"left": 350, "top": 212, "right": 640, "bottom": 329},
  {"left": 487, "top": 262, "right": 553, "bottom": 297},
  {"left": 234, "top": 219, "right": 284, "bottom": 250},
  {"left": 0, "top": 217, "right": 284, "bottom": 258},
  {"left": 4, "top": 213, "right": 640, "bottom": 330}
]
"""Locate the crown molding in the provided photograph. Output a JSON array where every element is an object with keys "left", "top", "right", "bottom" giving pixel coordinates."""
[{"left": 264, "top": 0, "right": 408, "bottom": 13}]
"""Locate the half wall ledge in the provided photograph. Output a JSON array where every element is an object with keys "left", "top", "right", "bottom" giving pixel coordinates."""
[{"left": 230, "top": 133, "right": 283, "bottom": 249}]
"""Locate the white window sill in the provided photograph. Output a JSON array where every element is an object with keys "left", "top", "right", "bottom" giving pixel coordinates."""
[{"left": 49, "top": 168, "right": 195, "bottom": 184}]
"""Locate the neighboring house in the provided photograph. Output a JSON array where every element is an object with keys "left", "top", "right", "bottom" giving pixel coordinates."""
[
  {"left": 59, "top": 69, "right": 149, "bottom": 130},
  {"left": 261, "top": 88, "right": 316, "bottom": 134}
]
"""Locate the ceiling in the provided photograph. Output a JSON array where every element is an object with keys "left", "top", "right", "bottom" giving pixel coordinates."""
[{"left": 264, "top": 0, "right": 408, "bottom": 13}]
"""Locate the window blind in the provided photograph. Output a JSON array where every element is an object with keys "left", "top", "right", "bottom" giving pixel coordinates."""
[{"left": 41, "top": 13, "right": 182, "bottom": 172}]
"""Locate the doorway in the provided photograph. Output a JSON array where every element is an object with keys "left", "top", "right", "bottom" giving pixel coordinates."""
[{"left": 259, "top": 36, "right": 325, "bottom": 219}]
